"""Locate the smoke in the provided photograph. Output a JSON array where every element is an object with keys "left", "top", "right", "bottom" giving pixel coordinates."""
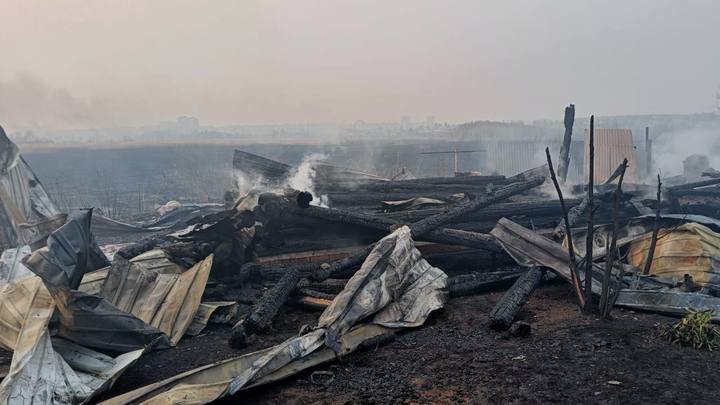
[
  {"left": 233, "top": 153, "right": 330, "bottom": 209},
  {"left": 287, "top": 153, "right": 330, "bottom": 207},
  {"left": 0, "top": 73, "right": 92, "bottom": 130},
  {"left": 652, "top": 124, "right": 720, "bottom": 178}
]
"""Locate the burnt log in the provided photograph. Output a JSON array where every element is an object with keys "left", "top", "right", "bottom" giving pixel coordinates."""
[
  {"left": 326, "top": 192, "right": 461, "bottom": 206},
  {"left": 421, "top": 228, "right": 503, "bottom": 253},
  {"left": 356, "top": 182, "right": 496, "bottom": 193},
  {"left": 115, "top": 236, "right": 166, "bottom": 260},
  {"left": 667, "top": 178, "right": 720, "bottom": 192},
  {"left": 230, "top": 268, "right": 301, "bottom": 348},
  {"left": 289, "top": 205, "right": 395, "bottom": 232},
  {"left": 309, "top": 245, "right": 374, "bottom": 281},
  {"left": 425, "top": 248, "right": 515, "bottom": 275},
  {"left": 557, "top": 104, "right": 575, "bottom": 183},
  {"left": 488, "top": 267, "right": 544, "bottom": 329},
  {"left": 297, "top": 288, "right": 336, "bottom": 300},
  {"left": 408, "top": 176, "right": 546, "bottom": 237},
  {"left": 603, "top": 160, "right": 628, "bottom": 185},
  {"left": 553, "top": 197, "right": 589, "bottom": 240},
  {"left": 448, "top": 269, "right": 525, "bottom": 298},
  {"left": 287, "top": 201, "right": 504, "bottom": 252},
  {"left": 318, "top": 175, "right": 508, "bottom": 193},
  {"left": 382, "top": 199, "right": 582, "bottom": 223}
]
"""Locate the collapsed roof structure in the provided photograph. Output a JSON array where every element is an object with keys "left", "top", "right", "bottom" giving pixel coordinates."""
[{"left": 2, "top": 114, "right": 720, "bottom": 403}]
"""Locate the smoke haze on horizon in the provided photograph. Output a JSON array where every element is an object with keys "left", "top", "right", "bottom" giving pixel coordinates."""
[{"left": 1, "top": 0, "right": 719, "bottom": 130}]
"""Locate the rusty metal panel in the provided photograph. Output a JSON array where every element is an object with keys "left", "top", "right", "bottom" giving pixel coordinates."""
[
  {"left": 584, "top": 128, "right": 638, "bottom": 184},
  {"left": 628, "top": 222, "right": 720, "bottom": 288}
]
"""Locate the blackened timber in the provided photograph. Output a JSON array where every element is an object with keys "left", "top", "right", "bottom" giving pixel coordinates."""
[
  {"left": 448, "top": 269, "right": 525, "bottom": 298},
  {"left": 230, "top": 268, "right": 301, "bottom": 348},
  {"left": 421, "top": 228, "right": 503, "bottom": 253},
  {"left": 488, "top": 267, "right": 544, "bottom": 329},
  {"left": 319, "top": 175, "right": 508, "bottom": 192},
  {"left": 603, "top": 160, "right": 629, "bottom": 185},
  {"left": 327, "top": 192, "right": 458, "bottom": 206},
  {"left": 408, "top": 176, "right": 546, "bottom": 238},
  {"left": 557, "top": 104, "right": 575, "bottom": 183},
  {"left": 584, "top": 115, "right": 595, "bottom": 310},
  {"left": 425, "top": 249, "right": 515, "bottom": 274},
  {"left": 553, "top": 197, "right": 589, "bottom": 239},
  {"left": 667, "top": 178, "right": 720, "bottom": 192},
  {"left": 643, "top": 174, "right": 662, "bottom": 275},
  {"left": 382, "top": 199, "right": 582, "bottom": 223},
  {"left": 352, "top": 182, "right": 497, "bottom": 193},
  {"left": 291, "top": 205, "right": 395, "bottom": 232},
  {"left": 288, "top": 202, "right": 505, "bottom": 252},
  {"left": 309, "top": 245, "right": 374, "bottom": 281}
]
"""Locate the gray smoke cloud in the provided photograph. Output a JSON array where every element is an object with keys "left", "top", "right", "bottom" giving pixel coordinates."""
[{"left": 1, "top": 0, "right": 719, "bottom": 131}]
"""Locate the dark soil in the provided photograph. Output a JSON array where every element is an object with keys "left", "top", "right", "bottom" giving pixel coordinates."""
[
  {"left": 235, "top": 284, "right": 720, "bottom": 404},
  {"left": 5, "top": 283, "right": 719, "bottom": 404}
]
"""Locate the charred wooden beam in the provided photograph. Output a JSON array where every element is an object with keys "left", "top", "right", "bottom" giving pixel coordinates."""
[
  {"left": 600, "top": 158, "right": 628, "bottom": 317},
  {"left": 557, "top": 104, "right": 575, "bottom": 183},
  {"left": 643, "top": 174, "right": 662, "bottom": 275},
  {"left": 290, "top": 205, "right": 396, "bottom": 231},
  {"left": 584, "top": 115, "right": 595, "bottom": 311},
  {"left": 603, "top": 160, "right": 628, "bottom": 185},
  {"left": 408, "top": 176, "right": 546, "bottom": 237},
  {"left": 506, "top": 165, "right": 550, "bottom": 183},
  {"left": 425, "top": 248, "right": 515, "bottom": 274},
  {"left": 488, "top": 267, "right": 544, "bottom": 330},
  {"left": 382, "top": 199, "right": 582, "bottom": 223},
  {"left": 297, "top": 288, "right": 336, "bottom": 300},
  {"left": 230, "top": 268, "right": 301, "bottom": 348},
  {"left": 309, "top": 244, "right": 374, "bottom": 281},
  {"left": 287, "top": 201, "right": 504, "bottom": 252},
  {"left": 352, "top": 182, "right": 497, "bottom": 193},
  {"left": 326, "top": 192, "right": 460, "bottom": 206},
  {"left": 319, "top": 175, "right": 508, "bottom": 193},
  {"left": 546, "top": 147, "right": 584, "bottom": 306},
  {"left": 115, "top": 235, "right": 167, "bottom": 260},
  {"left": 448, "top": 269, "right": 525, "bottom": 298},
  {"left": 421, "top": 228, "right": 503, "bottom": 253},
  {"left": 299, "top": 278, "right": 348, "bottom": 294},
  {"left": 667, "top": 177, "right": 720, "bottom": 192},
  {"left": 553, "top": 197, "right": 589, "bottom": 240}
]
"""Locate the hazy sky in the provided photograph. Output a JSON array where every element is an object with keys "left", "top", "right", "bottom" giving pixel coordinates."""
[{"left": 1, "top": 0, "right": 719, "bottom": 130}]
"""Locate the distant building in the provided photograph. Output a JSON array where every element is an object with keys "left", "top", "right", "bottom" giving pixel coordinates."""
[
  {"left": 176, "top": 116, "right": 199, "bottom": 135},
  {"left": 425, "top": 116, "right": 436, "bottom": 128},
  {"left": 716, "top": 85, "right": 720, "bottom": 114},
  {"left": 400, "top": 116, "right": 411, "bottom": 130}
]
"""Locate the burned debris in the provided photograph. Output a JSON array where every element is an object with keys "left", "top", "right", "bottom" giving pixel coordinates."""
[{"left": 2, "top": 114, "right": 720, "bottom": 404}]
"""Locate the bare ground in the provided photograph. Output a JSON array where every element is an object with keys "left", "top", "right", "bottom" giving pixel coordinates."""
[{"left": 97, "top": 283, "right": 720, "bottom": 404}]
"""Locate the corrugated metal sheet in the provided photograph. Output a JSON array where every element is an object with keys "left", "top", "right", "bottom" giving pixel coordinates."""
[
  {"left": 628, "top": 222, "right": 720, "bottom": 288},
  {"left": 584, "top": 128, "right": 638, "bottom": 184},
  {"left": 478, "top": 140, "right": 584, "bottom": 181}
]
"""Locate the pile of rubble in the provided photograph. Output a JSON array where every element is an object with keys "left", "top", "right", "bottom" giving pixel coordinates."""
[{"left": 2, "top": 122, "right": 720, "bottom": 404}]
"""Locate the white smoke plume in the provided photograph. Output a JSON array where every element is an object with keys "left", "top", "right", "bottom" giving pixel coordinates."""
[
  {"left": 233, "top": 153, "right": 330, "bottom": 209},
  {"left": 287, "top": 153, "right": 330, "bottom": 207},
  {"left": 652, "top": 126, "right": 720, "bottom": 179}
]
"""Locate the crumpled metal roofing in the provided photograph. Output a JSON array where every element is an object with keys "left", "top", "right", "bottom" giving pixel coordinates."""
[
  {"left": 100, "top": 251, "right": 213, "bottom": 345},
  {"left": 0, "top": 126, "right": 62, "bottom": 249},
  {"left": 100, "top": 226, "right": 447, "bottom": 404},
  {"left": 628, "top": 222, "right": 720, "bottom": 288},
  {"left": 23, "top": 210, "right": 168, "bottom": 352}
]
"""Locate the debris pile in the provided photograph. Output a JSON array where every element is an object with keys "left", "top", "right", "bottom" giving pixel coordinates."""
[{"left": 3, "top": 118, "right": 720, "bottom": 403}]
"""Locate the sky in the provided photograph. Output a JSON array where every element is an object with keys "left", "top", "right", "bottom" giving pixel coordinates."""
[{"left": 1, "top": 0, "right": 719, "bottom": 130}]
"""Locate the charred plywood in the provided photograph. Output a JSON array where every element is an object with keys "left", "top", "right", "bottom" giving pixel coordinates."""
[{"left": 584, "top": 128, "right": 638, "bottom": 184}]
